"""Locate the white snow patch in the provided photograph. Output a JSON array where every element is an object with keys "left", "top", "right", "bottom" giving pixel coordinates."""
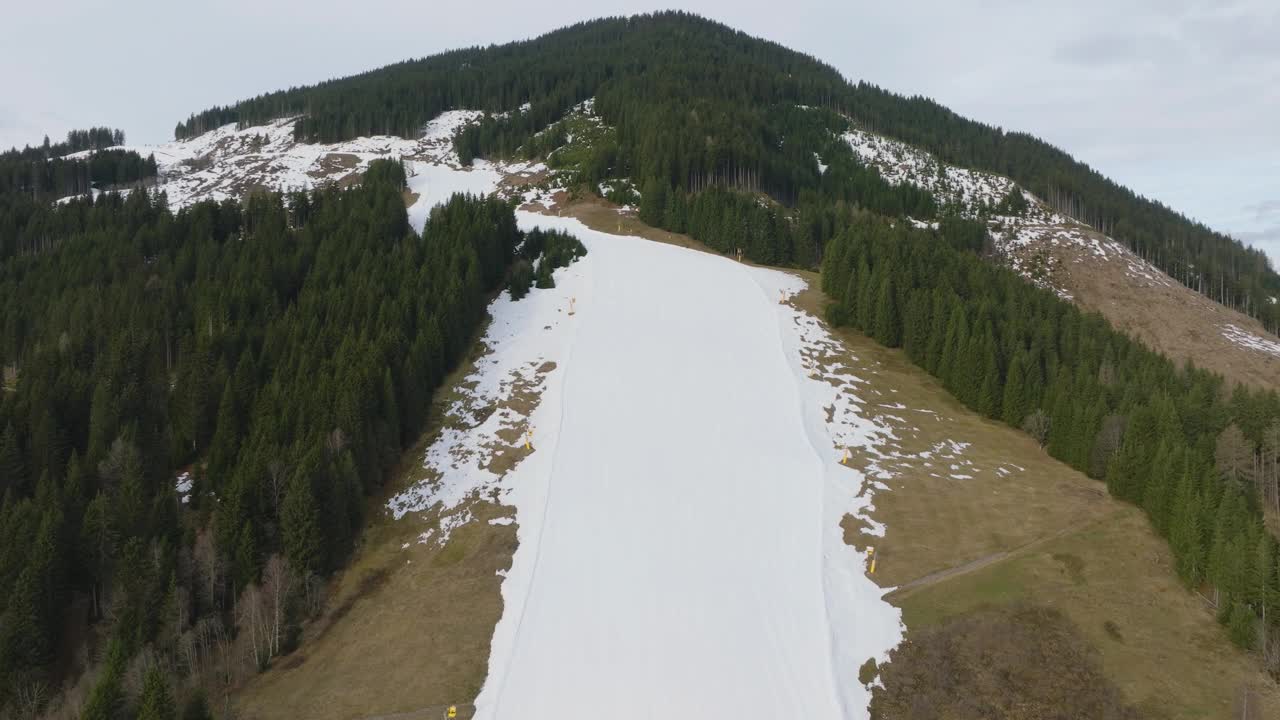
[
  {"left": 174, "top": 471, "right": 192, "bottom": 504},
  {"left": 1222, "top": 324, "right": 1280, "bottom": 358},
  {"left": 98, "top": 109, "right": 563, "bottom": 233}
]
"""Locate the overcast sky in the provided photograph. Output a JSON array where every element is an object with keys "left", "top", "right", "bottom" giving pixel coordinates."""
[{"left": 5, "top": 0, "right": 1276, "bottom": 263}]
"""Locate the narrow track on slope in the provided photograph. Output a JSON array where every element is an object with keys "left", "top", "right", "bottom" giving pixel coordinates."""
[{"left": 886, "top": 513, "right": 1112, "bottom": 600}]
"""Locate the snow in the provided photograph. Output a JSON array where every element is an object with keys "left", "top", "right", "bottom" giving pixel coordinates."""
[
  {"left": 1222, "top": 323, "right": 1280, "bottom": 358},
  {"left": 389, "top": 213, "right": 902, "bottom": 719},
  {"left": 174, "top": 471, "right": 192, "bottom": 504},
  {"left": 93, "top": 109, "right": 559, "bottom": 224},
  {"left": 404, "top": 159, "right": 503, "bottom": 232},
  {"left": 833, "top": 120, "right": 1183, "bottom": 299},
  {"left": 843, "top": 128, "right": 1016, "bottom": 211}
]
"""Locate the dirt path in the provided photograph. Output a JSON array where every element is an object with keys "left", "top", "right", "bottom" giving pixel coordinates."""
[{"left": 887, "top": 513, "right": 1111, "bottom": 600}]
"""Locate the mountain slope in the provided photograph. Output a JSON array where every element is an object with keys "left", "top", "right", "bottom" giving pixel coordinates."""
[
  {"left": 175, "top": 11, "right": 1280, "bottom": 333},
  {"left": 9, "top": 12, "right": 1280, "bottom": 719},
  {"left": 837, "top": 125, "right": 1280, "bottom": 389}
]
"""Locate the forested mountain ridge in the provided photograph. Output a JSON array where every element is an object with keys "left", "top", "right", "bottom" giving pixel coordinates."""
[
  {"left": 172, "top": 11, "right": 1280, "bottom": 333},
  {"left": 830, "top": 122, "right": 1280, "bottom": 390},
  {"left": 1, "top": 128, "right": 157, "bottom": 205}
]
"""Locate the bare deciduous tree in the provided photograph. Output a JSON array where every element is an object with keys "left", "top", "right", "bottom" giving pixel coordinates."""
[
  {"left": 237, "top": 582, "right": 269, "bottom": 671},
  {"left": 1022, "top": 410, "right": 1051, "bottom": 448},
  {"left": 1090, "top": 413, "right": 1126, "bottom": 476},
  {"left": 1216, "top": 424, "right": 1256, "bottom": 491},
  {"left": 267, "top": 457, "right": 290, "bottom": 515},
  {"left": 12, "top": 680, "right": 47, "bottom": 720},
  {"left": 262, "top": 554, "right": 294, "bottom": 657},
  {"left": 194, "top": 528, "right": 224, "bottom": 612}
]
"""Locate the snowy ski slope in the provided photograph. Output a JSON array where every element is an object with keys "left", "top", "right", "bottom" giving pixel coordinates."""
[
  {"left": 121, "top": 108, "right": 908, "bottom": 717},
  {"left": 393, "top": 212, "right": 903, "bottom": 719}
]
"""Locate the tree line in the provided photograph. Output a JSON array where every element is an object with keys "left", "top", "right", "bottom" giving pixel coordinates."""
[
  {"left": 0, "top": 162, "right": 537, "bottom": 716},
  {"left": 3, "top": 128, "right": 127, "bottom": 162},
  {"left": 818, "top": 211, "right": 1280, "bottom": 673},
  {"left": 171, "top": 11, "right": 1280, "bottom": 330},
  {"left": 2, "top": 127, "right": 157, "bottom": 205}
]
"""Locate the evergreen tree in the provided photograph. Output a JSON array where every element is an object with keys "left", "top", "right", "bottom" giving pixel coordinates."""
[
  {"left": 872, "top": 273, "right": 900, "bottom": 347},
  {"left": 1227, "top": 601, "right": 1256, "bottom": 649},
  {"left": 1001, "top": 351, "right": 1028, "bottom": 426},
  {"left": 136, "top": 666, "right": 177, "bottom": 720},
  {"left": 0, "top": 423, "right": 26, "bottom": 496},
  {"left": 281, "top": 466, "right": 322, "bottom": 577}
]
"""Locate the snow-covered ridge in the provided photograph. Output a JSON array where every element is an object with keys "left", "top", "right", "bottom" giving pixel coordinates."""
[
  {"left": 837, "top": 122, "right": 1185, "bottom": 299},
  {"left": 85, "top": 110, "right": 552, "bottom": 231}
]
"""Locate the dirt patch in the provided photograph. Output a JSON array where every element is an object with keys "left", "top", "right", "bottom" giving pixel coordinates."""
[
  {"left": 872, "top": 603, "right": 1142, "bottom": 719},
  {"left": 534, "top": 195, "right": 714, "bottom": 254},
  {"left": 309, "top": 152, "right": 362, "bottom": 181}
]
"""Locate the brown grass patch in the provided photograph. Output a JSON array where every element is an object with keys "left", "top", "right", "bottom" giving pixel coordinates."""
[
  {"left": 791, "top": 281, "right": 1280, "bottom": 718},
  {"left": 1048, "top": 227, "right": 1280, "bottom": 391},
  {"left": 308, "top": 152, "right": 362, "bottom": 181}
]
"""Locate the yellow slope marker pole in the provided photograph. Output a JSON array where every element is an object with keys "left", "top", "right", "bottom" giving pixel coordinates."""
[
  {"left": 840, "top": 447, "right": 851, "bottom": 465},
  {"left": 866, "top": 546, "right": 877, "bottom": 575},
  {"left": 525, "top": 428, "right": 533, "bottom": 451}
]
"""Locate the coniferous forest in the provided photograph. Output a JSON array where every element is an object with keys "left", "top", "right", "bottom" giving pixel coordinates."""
[
  {"left": 819, "top": 212, "right": 1280, "bottom": 662},
  {"left": 1, "top": 129, "right": 157, "bottom": 204},
  {"left": 174, "top": 12, "right": 1280, "bottom": 332},
  {"left": 0, "top": 161, "right": 527, "bottom": 714}
]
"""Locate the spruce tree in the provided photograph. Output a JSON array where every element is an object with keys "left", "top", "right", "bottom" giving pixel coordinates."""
[
  {"left": 0, "top": 422, "right": 26, "bottom": 495},
  {"left": 281, "top": 467, "right": 322, "bottom": 577},
  {"left": 1002, "top": 352, "right": 1027, "bottom": 426},
  {"left": 855, "top": 259, "right": 875, "bottom": 331},
  {"left": 136, "top": 666, "right": 177, "bottom": 720},
  {"left": 872, "top": 273, "right": 900, "bottom": 347},
  {"left": 1227, "top": 601, "right": 1256, "bottom": 649}
]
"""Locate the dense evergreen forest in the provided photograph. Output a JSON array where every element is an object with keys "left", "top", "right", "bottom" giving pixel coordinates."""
[
  {"left": 0, "top": 163, "right": 537, "bottom": 716},
  {"left": 818, "top": 211, "right": 1280, "bottom": 670},
  {"left": 172, "top": 11, "right": 1280, "bottom": 331},
  {"left": 1, "top": 128, "right": 157, "bottom": 204}
]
